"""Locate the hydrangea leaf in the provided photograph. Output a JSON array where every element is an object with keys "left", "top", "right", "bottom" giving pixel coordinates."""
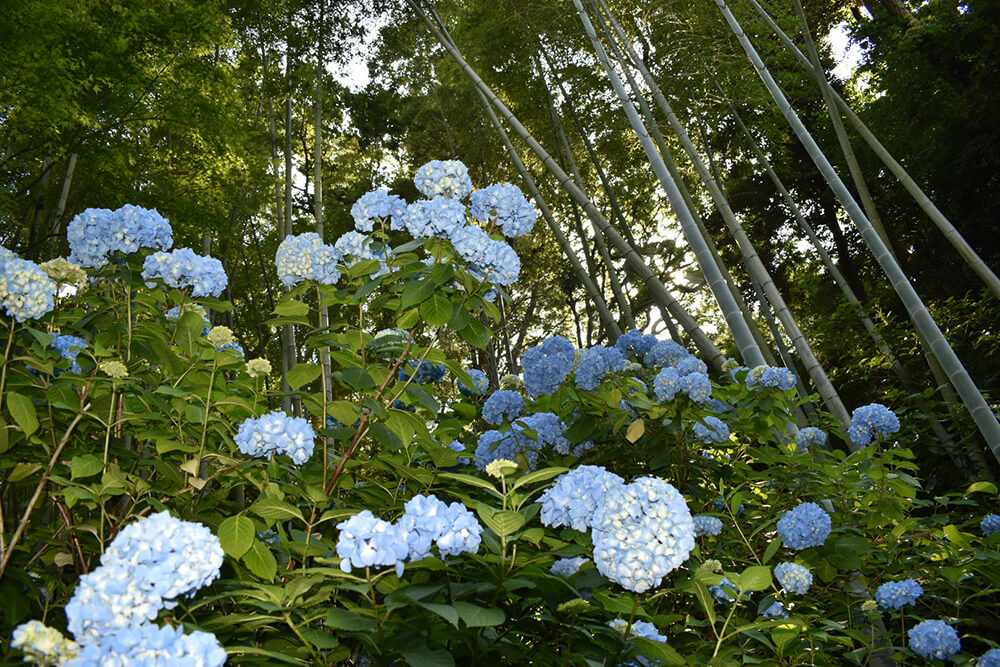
[
  {"left": 415, "top": 602, "right": 460, "bottom": 629},
  {"left": 453, "top": 601, "right": 505, "bottom": 627},
  {"left": 511, "top": 466, "right": 570, "bottom": 492},
  {"left": 218, "top": 515, "right": 255, "bottom": 559},
  {"left": 739, "top": 566, "right": 772, "bottom": 592},
  {"left": 458, "top": 317, "right": 491, "bottom": 349},
  {"left": 286, "top": 362, "right": 321, "bottom": 390},
  {"left": 625, "top": 419, "right": 645, "bottom": 443},
  {"left": 400, "top": 645, "right": 456, "bottom": 667},
  {"left": 273, "top": 299, "right": 310, "bottom": 317},
  {"left": 632, "top": 637, "right": 686, "bottom": 665},
  {"left": 6, "top": 392, "right": 38, "bottom": 436},
  {"left": 400, "top": 278, "right": 436, "bottom": 310},
  {"left": 241, "top": 539, "right": 277, "bottom": 581},
  {"left": 70, "top": 455, "right": 103, "bottom": 479},
  {"left": 420, "top": 294, "right": 452, "bottom": 327},
  {"left": 324, "top": 607, "right": 376, "bottom": 631},
  {"left": 250, "top": 498, "right": 304, "bottom": 523}
]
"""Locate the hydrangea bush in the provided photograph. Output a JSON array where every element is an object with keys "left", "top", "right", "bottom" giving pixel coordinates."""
[{"left": 1, "top": 164, "right": 999, "bottom": 666}]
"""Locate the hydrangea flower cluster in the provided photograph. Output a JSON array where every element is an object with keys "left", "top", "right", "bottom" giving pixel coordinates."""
[
  {"left": 67, "top": 206, "right": 173, "bottom": 269},
  {"left": 774, "top": 562, "right": 813, "bottom": 594},
  {"left": 539, "top": 466, "right": 625, "bottom": 532},
  {"left": 397, "top": 494, "right": 483, "bottom": 560},
  {"left": 608, "top": 618, "right": 667, "bottom": 643},
  {"left": 848, "top": 403, "right": 901, "bottom": 447},
  {"left": 457, "top": 369, "right": 490, "bottom": 397},
  {"left": 399, "top": 359, "right": 447, "bottom": 384},
  {"left": 40, "top": 257, "right": 88, "bottom": 294},
  {"left": 978, "top": 649, "right": 1000, "bottom": 667},
  {"left": 762, "top": 601, "right": 788, "bottom": 619},
  {"left": 710, "top": 577, "right": 739, "bottom": 603},
  {"left": 275, "top": 232, "right": 342, "bottom": 287},
  {"left": 234, "top": 411, "right": 316, "bottom": 465},
  {"left": 522, "top": 336, "right": 575, "bottom": 396},
  {"left": 351, "top": 188, "right": 407, "bottom": 232},
  {"left": 68, "top": 623, "right": 227, "bottom": 666},
  {"left": 575, "top": 345, "right": 625, "bottom": 391},
  {"left": 336, "top": 510, "right": 410, "bottom": 577},
  {"left": 643, "top": 340, "right": 692, "bottom": 369},
  {"left": 614, "top": 329, "right": 658, "bottom": 360},
  {"left": 776, "top": 502, "right": 832, "bottom": 550},
  {"left": 550, "top": 557, "right": 589, "bottom": 578},
  {"left": 448, "top": 440, "right": 471, "bottom": 467},
  {"left": 519, "top": 412, "right": 570, "bottom": 454},
  {"left": 0, "top": 248, "right": 57, "bottom": 322},
  {"left": 745, "top": 365, "right": 796, "bottom": 390},
  {"left": 63, "top": 511, "right": 223, "bottom": 649},
  {"left": 469, "top": 182, "right": 537, "bottom": 237},
  {"left": 482, "top": 389, "right": 526, "bottom": 424},
  {"left": 983, "top": 514, "right": 1000, "bottom": 536},
  {"left": 795, "top": 427, "right": 827, "bottom": 451},
  {"left": 693, "top": 515, "right": 723, "bottom": 537},
  {"left": 591, "top": 477, "right": 696, "bottom": 593},
  {"left": 10, "top": 621, "right": 80, "bottom": 664},
  {"left": 141, "top": 248, "right": 228, "bottom": 297},
  {"left": 693, "top": 416, "right": 730, "bottom": 443},
  {"left": 476, "top": 428, "right": 540, "bottom": 471},
  {"left": 51, "top": 333, "right": 88, "bottom": 373},
  {"left": 908, "top": 619, "right": 961, "bottom": 660},
  {"left": 401, "top": 197, "right": 467, "bottom": 239},
  {"left": 334, "top": 231, "right": 392, "bottom": 277},
  {"left": 414, "top": 160, "right": 473, "bottom": 199},
  {"left": 875, "top": 579, "right": 924, "bottom": 609}
]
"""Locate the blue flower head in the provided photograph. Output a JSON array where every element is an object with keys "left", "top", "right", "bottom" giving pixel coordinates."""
[
  {"left": 693, "top": 416, "right": 729, "bottom": 444},
  {"left": 608, "top": 618, "right": 666, "bottom": 643},
  {"left": 848, "top": 403, "right": 900, "bottom": 447},
  {"left": 457, "top": 369, "right": 490, "bottom": 397},
  {"left": 469, "top": 182, "right": 537, "bottom": 237},
  {"left": 746, "top": 365, "right": 796, "bottom": 390},
  {"left": 451, "top": 224, "right": 492, "bottom": 267},
  {"left": 68, "top": 623, "right": 226, "bottom": 666},
  {"left": 762, "top": 601, "right": 788, "bottom": 618},
  {"left": 644, "top": 340, "right": 692, "bottom": 369},
  {"left": 614, "top": 329, "right": 658, "bottom": 360},
  {"left": 397, "top": 494, "right": 483, "bottom": 560},
  {"left": 774, "top": 562, "right": 813, "bottom": 594},
  {"left": 521, "top": 336, "right": 575, "bottom": 396},
  {"left": 475, "top": 426, "right": 541, "bottom": 470},
  {"left": 351, "top": 188, "right": 407, "bottom": 232},
  {"left": 275, "top": 233, "right": 343, "bottom": 287},
  {"left": 336, "top": 510, "right": 409, "bottom": 577},
  {"left": 591, "top": 477, "right": 695, "bottom": 593},
  {"left": 482, "top": 390, "right": 525, "bottom": 424},
  {"left": 983, "top": 514, "right": 1000, "bottom": 536},
  {"left": 710, "top": 577, "right": 739, "bottom": 603},
  {"left": 401, "top": 197, "right": 467, "bottom": 239},
  {"left": 334, "top": 231, "right": 392, "bottom": 277},
  {"left": 234, "top": 411, "right": 316, "bottom": 465},
  {"left": 776, "top": 502, "right": 832, "bottom": 550},
  {"left": 875, "top": 579, "right": 923, "bottom": 610},
  {"left": 682, "top": 372, "right": 712, "bottom": 403},
  {"left": 414, "top": 160, "right": 473, "bottom": 199},
  {"left": 550, "top": 557, "right": 589, "bottom": 578},
  {"left": 653, "top": 367, "right": 683, "bottom": 402},
  {"left": 478, "top": 239, "right": 520, "bottom": 286},
  {"left": 399, "top": 360, "right": 447, "bottom": 384},
  {"left": 67, "top": 205, "right": 173, "bottom": 269},
  {"left": 795, "top": 427, "right": 827, "bottom": 451},
  {"left": 908, "top": 619, "right": 960, "bottom": 661},
  {"left": 50, "top": 334, "right": 88, "bottom": 373},
  {"left": 0, "top": 250, "right": 57, "bottom": 322},
  {"left": 539, "top": 465, "right": 624, "bottom": 532},
  {"left": 575, "top": 345, "right": 625, "bottom": 390},
  {"left": 141, "top": 248, "right": 228, "bottom": 297},
  {"left": 977, "top": 649, "right": 1000, "bottom": 667},
  {"left": 693, "top": 515, "right": 723, "bottom": 537}
]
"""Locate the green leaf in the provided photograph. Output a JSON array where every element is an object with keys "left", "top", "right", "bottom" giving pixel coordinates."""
[
  {"left": 943, "top": 524, "right": 971, "bottom": 547},
  {"left": 6, "top": 392, "right": 38, "bottom": 436},
  {"left": 625, "top": 419, "right": 645, "bottom": 443},
  {"left": 70, "top": 455, "right": 103, "bottom": 479},
  {"left": 511, "top": 466, "right": 570, "bottom": 492},
  {"left": 762, "top": 537, "right": 782, "bottom": 565},
  {"left": 453, "top": 601, "right": 505, "bottom": 627},
  {"left": 826, "top": 536, "right": 872, "bottom": 570},
  {"left": 336, "top": 367, "right": 376, "bottom": 391},
  {"left": 447, "top": 305, "right": 471, "bottom": 331},
  {"left": 242, "top": 539, "right": 277, "bottom": 580},
  {"left": 371, "top": 422, "right": 403, "bottom": 451},
  {"left": 416, "top": 602, "right": 460, "bottom": 628},
  {"left": 328, "top": 401, "right": 360, "bottom": 427},
  {"left": 420, "top": 294, "right": 453, "bottom": 327},
  {"left": 286, "top": 363, "right": 321, "bottom": 390},
  {"left": 218, "top": 515, "right": 255, "bottom": 559},
  {"left": 633, "top": 638, "right": 686, "bottom": 665},
  {"left": 251, "top": 498, "right": 305, "bottom": 523},
  {"left": 274, "top": 299, "right": 310, "bottom": 317},
  {"left": 401, "top": 278, "right": 437, "bottom": 309},
  {"left": 965, "top": 481, "right": 998, "bottom": 495},
  {"left": 476, "top": 503, "right": 525, "bottom": 537},
  {"left": 400, "top": 646, "right": 455, "bottom": 667},
  {"left": 438, "top": 472, "right": 499, "bottom": 495},
  {"left": 325, "top": 607, "right": 376, "bottom": 631},
  {"left": 457, "top": 317, "right": 491, "bottom": 349},
  {"left": 739, "top": 565, "right": 772, "bottom": 592}
]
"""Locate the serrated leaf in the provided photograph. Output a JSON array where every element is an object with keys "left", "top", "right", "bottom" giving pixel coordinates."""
[
  {"left": 286, "top": 363, "right": 321, "bottom": 390},
  {"left": 416, "top": 601, "right": 460, "bottom": 628},
  {"left": 401, "top": 646, "right": 455, "bottom": 667},
  {"left": 242, "top": 539, "right": 277, "bottom": 580},
  {"left": 420, "top": 293, "right": 453, "bottom": 327},
  {"left": 476, "top": 503, "right": 524, "bottom": 537},
  {"left": 453, "top": 601, "right": 505, "bottom": 627},
  {"left": 457, "top": 317, "right": 491, "bottom": 349},
  {"left": 438, "top": 472, "right": 499, "bottom": 494},
  {"left": 739, "top": 565, "right": 772, "bottom": 592},
  {"left": 633, "top": 637, "right": 686, "bottom": 665},
  {"left": 218, "top": 515, "right": 255, "bottom": 558},
  {"left": 966, "top": 481, "right": 997, "bottom": 495},
  {"left": 6, "top": 392, "right": 38, "bottom": 436},
  {"left": 9, "top": 462, "right": 41, "bottom": 483},
  {"left": 625, "top": 419, "right": 645, "bottom": 443},
  {"left": 325, "top": 607, "right": 376, "bottom": 631},
  {"left": 511, "top": 466, "right": 570, "bottom": 492},
  {"left": 274, "top": 299, "right": 310, "bottom": 317},
  {"left": 70, "top": 455, "right": 103, "bottom": 479},
  {"left": 251, "top": 498, "right": 305, "bottom": 522},
  {"left": 762, "top": 537, "right": 782, "bottom": 565},
  {"left": 401, "top": 278, "right": 437, "bottom": 310}
]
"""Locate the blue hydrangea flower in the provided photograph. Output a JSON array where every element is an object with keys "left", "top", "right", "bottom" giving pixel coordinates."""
[
  {"left": 475, "top": 428, "right": 540, "bottom": 471},
  {"left": 908, "top": 619, "right": 961, "bottom": 661},
  {"left": 414, "top": 160, "right": 473, "bottom": 199},
  {"left": 681, "top": 372, "right": 712, "bottom": 403},
  {"left": 693, "top": 515, "right": 723, "bottom": 537},
  {"left": 457, "top": 369, "right": 490, "bottom": 397},
  {"left": 482, "top": 390, "right": 525, "bottom": 424},
  {"left": 644, "top": 340, "right": 692, "bottom": 369},
  {"left": 774, "top": 562, "right": 812, "bottom": 594},
  {"left": 575, "top": 345, "right": 625, "bottom": 391},
  {"left": 401, "top": 197, "right": 467, "bottom": 239},
  {"left": 234, "top": 411, "right": 316, "bottom": 465},
  {"left": 591, "top": 477, "right": 695, "bottom": 593},
  {"left": 469, "top": 182, "right": 537, "bottom": 237},
  {"left": 522, "top": 336, "right": 575, "bottom": 396},
  {"left": 539, "top": 465, "right": 624, "bottom": 532},
  {"left": 275, "top": 233, "right": 343, "bottom": 287},
  {"left": 519, "top": 412, "right": 570, "bottom": 453},
  {"left": 710, "top": 577, "right": 739, "bottom": 603},
  {"left": 746, "top": 365, "right": 796, "bottom": 390},
  {"left": 550, "top": 557, "right": 589, "bottom": 578},
  {"left": 693, "top": 416, "right": 730, "bottom": 444},
  {"left": 707, "top": 398, "right": 733, "bottom": 413},
  {"left": 795, "top": 427, "right": 827, "bottom": 451},
  {"left": 334, "top": 231, "right": 392, "bottom": 277},
  {"left": 478, "top": 239, "right": 520, "bottom": 286},
  {"left": 653, "top": 367, "right": 683, "bottom": 402},
  {"left": 762, "top": 601, "right": 788, "bottom": 618},
  {"left": 983, "top": 514, "right": 1000, "bottom": 536},
  {"left": 67, "top": 205, "right": 173, "bottom": 269},
  {"left": 397, "top": 494, "right": 482, "bottom": 560},
  {"left": 615, "top": 330, "right": 659, "bottom": 359},
  {"left": 608, "top": 618, "right": 666, "bottom": 643},
  {"left": 336, "top": 511, "right": 409, "bottom": 577},
  {"left": 848, "top": 403, "right": 900, "bottom": 447},
  {"left": 675, "top": 356, "right": 708, "bottom": 376},
  {"left": 0, "top": 250, "right": 57, "bottom": 322},
  {"left": 141, "top": 248, "right": 228, "bottom": 297},
  {"left": 977, "top": 649, "right": 1000, "bottom": 667},
  {"left": 875, "top": 579, "right": 923, "bottom": 610},
  {"left": 351, "top": 188, "right": 407, "bottom": 232},
  {"left": 51, "top": 334, "right": 88, "bottom": 373},
  {"left": 776, "top": 502, "right": 832, "bottom": 550},
  {"left": 399, "top": 360, "right": 447, "bottom": 384},
  {"left": 65, "top": 511, "right": 223, "bottom": 644},
  {"left": 451, "top": 225, "right": 493, "bottom": 267},
  {"left": 67, "top": 623, "right": 226, "bottom": 666},
  {"left": 447, "top": 440, "right": 470, "bottom": 467}
]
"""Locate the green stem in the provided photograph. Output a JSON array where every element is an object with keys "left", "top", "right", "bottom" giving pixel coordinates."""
[
  {"left": 102, "top": 385, "right": 117, "bottom": 469},
  {"left": 317, "top": 284, "right": 330, "bottom": 487},
  {"left": 192, "top": 358, "right": 220, "bottom": 481},
  {"left": 713, "top": 587, "right": 744, "bottom": 657}
]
